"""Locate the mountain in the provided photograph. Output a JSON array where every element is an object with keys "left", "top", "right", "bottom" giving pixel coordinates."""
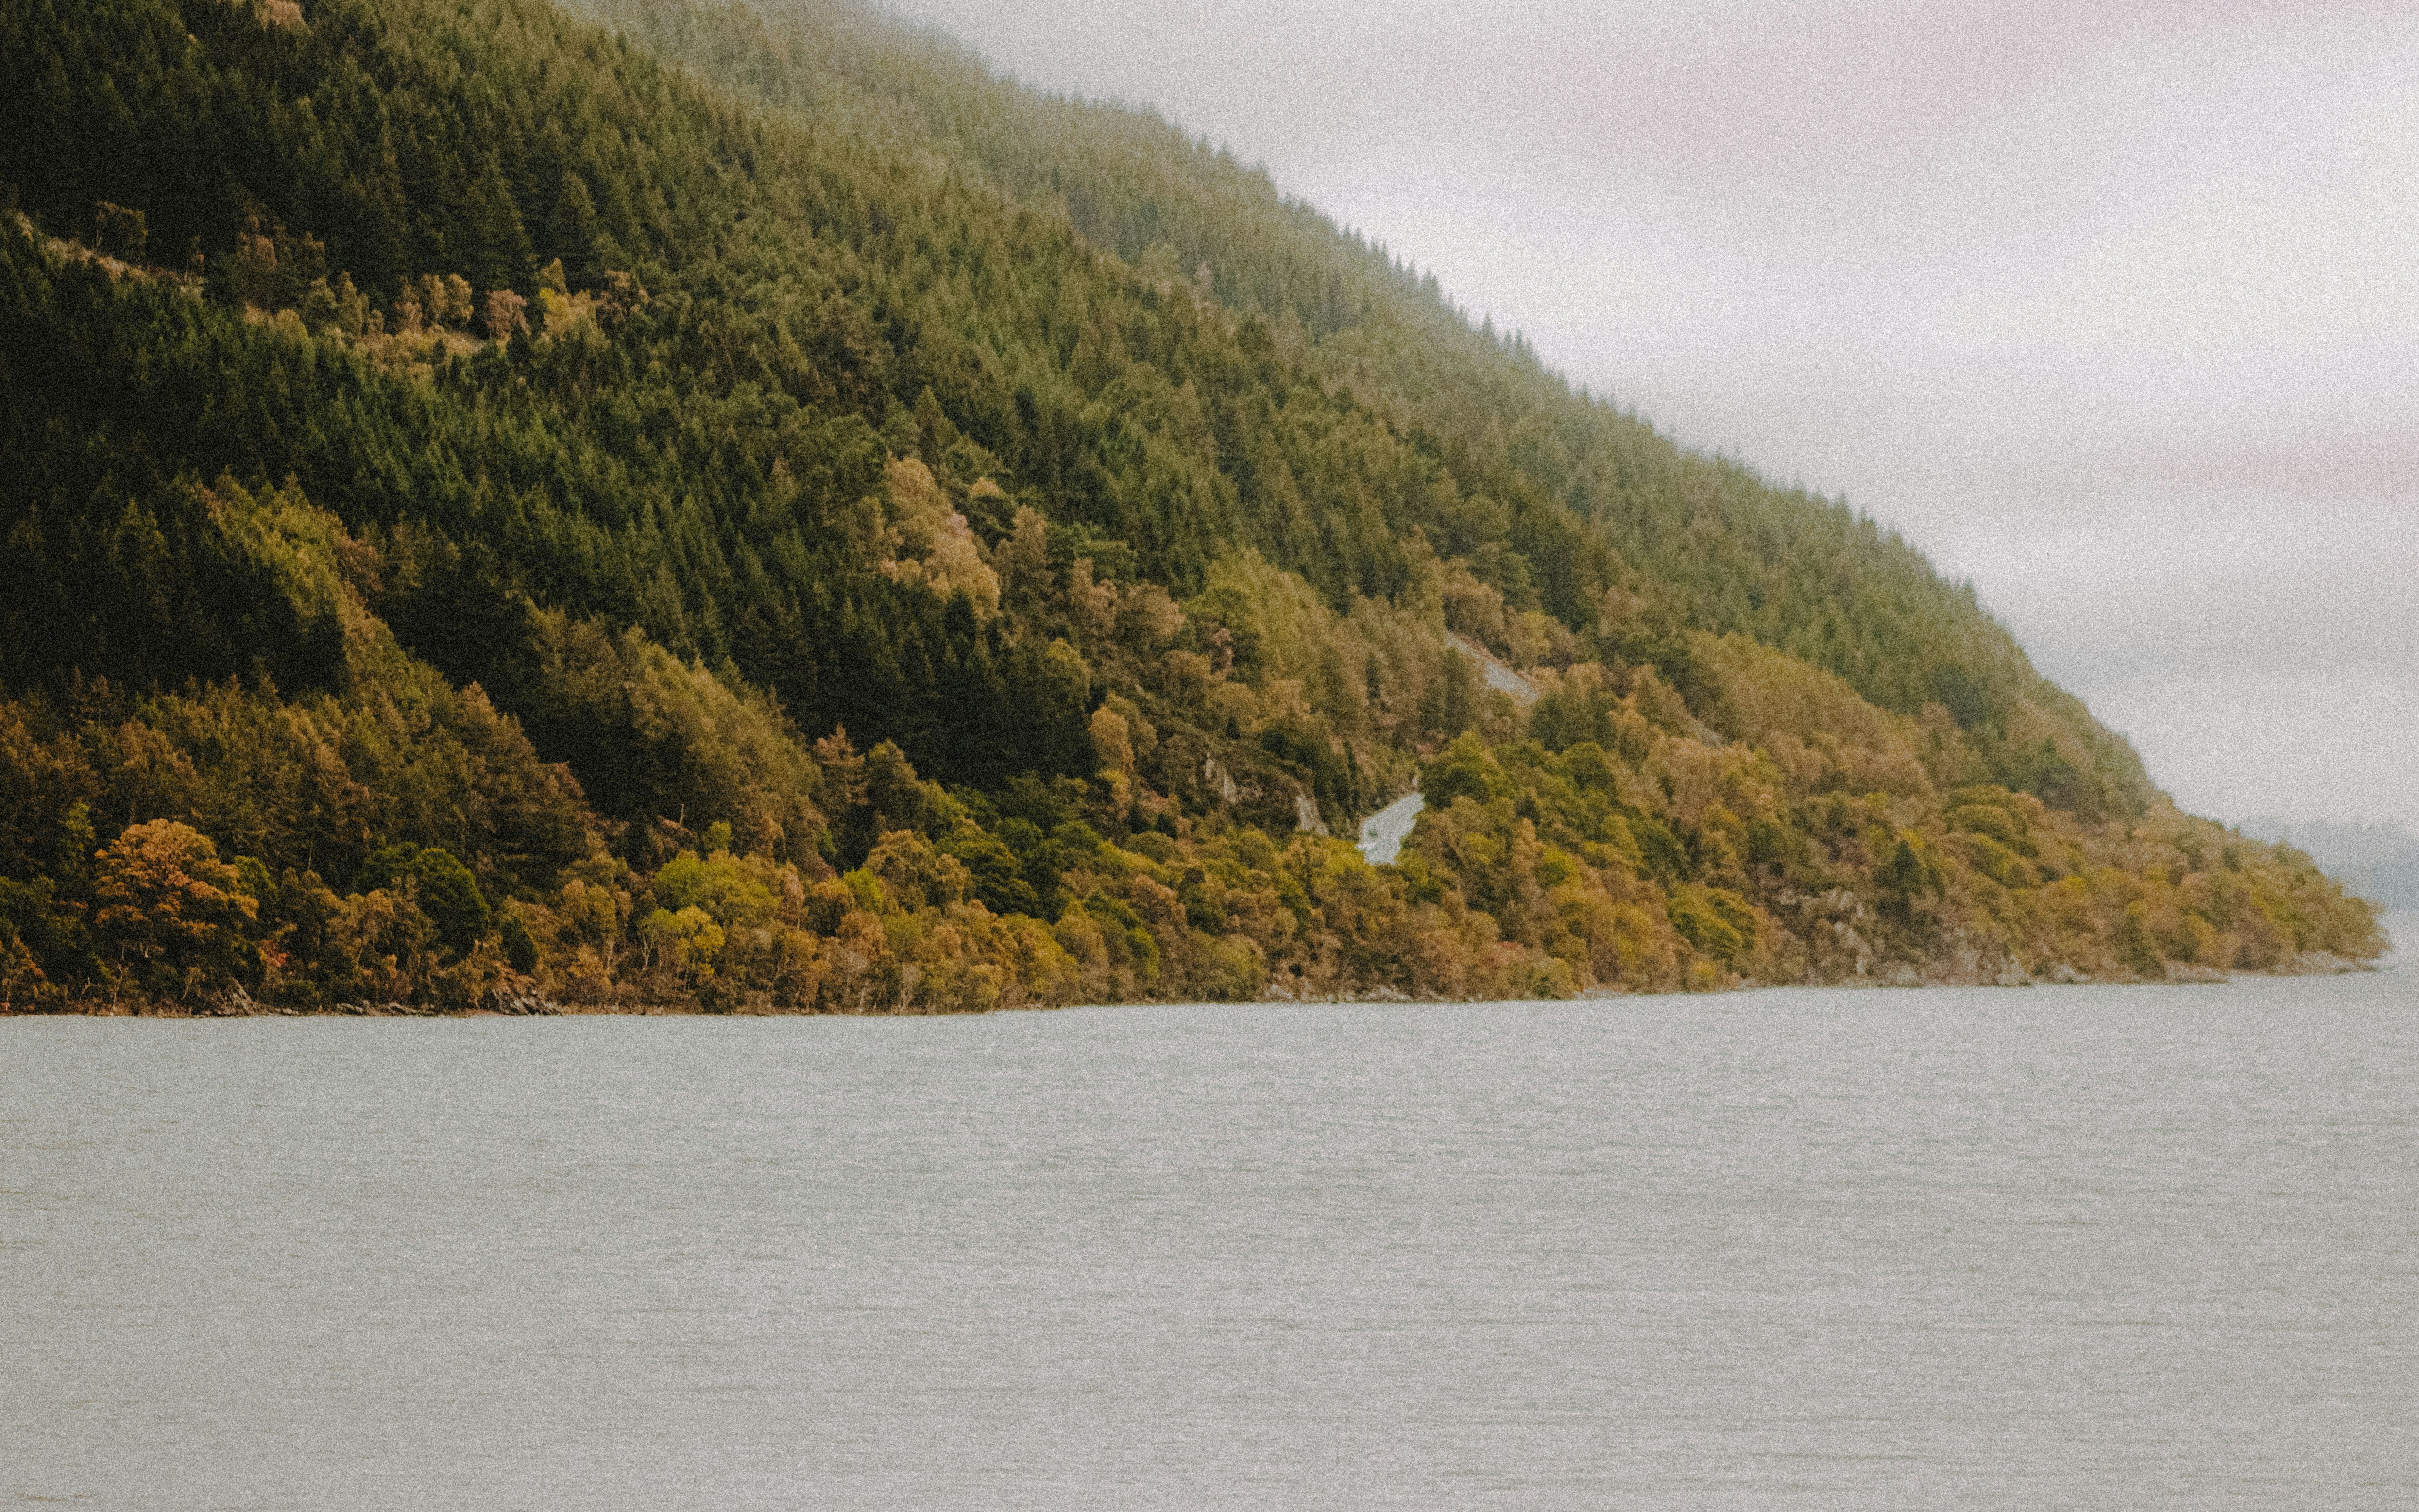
[
  {"left": 0, "top": 0, "right": 2383, "bottom": 1012},
  {"left": 2239, "top": 821, "right": 2419, "bottom": 911}
]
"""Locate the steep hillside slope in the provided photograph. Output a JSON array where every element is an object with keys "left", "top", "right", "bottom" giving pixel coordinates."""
[
  {"left": 0, "top": 0, "right": 2381, "bottom": 1012},
  {"left": 585, "top": 0, "right": 2153, "bottom": 815}
]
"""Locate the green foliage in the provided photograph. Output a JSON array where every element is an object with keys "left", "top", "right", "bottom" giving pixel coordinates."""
[
  {"left": 0, "top": 0, "right": 2380, "bottom": 1012},
  {"left": 653, "top": 849, "right": 776, "bottom": 925},
  {"left": 499, "top": 909, "right": 540, "bottom": 973},
  {"left": 1423, "top": 734, "right": 1507, "bottom": 809},
  {"left": 359, "top": 843, "right": 490, "bottom": 953},
  {"left": 1666, "top": 885, "right": 1755, "bottom": 967}
]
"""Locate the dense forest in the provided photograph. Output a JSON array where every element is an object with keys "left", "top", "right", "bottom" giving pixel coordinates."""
[{"left": 0, "top": 0, "right": 2382, "bottom": 1013}]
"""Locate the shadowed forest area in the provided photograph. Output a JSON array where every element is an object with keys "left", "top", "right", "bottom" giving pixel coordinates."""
[{"left": 0, "top": 0, "right": 2382, "bottom": 1012}]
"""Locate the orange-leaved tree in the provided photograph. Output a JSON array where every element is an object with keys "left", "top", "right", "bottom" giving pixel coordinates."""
[{"left": 92, "top": 820, "right": 258, "bottom": 1001}]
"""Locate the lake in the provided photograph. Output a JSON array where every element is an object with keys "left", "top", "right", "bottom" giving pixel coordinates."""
[{"left": 5, "top": 919, "right": 2414, "bottom": 1509}]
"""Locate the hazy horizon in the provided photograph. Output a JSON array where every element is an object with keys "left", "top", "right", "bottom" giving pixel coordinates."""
[{"left": 877, "top": 0, "right": 2419, "bottom": 835}]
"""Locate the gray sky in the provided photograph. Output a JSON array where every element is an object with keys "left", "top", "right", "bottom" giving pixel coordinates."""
[{"left": 884, "top": 0, "right": 2419, "bottom": 832}]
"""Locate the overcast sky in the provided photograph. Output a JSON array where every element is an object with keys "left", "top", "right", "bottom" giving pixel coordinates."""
[{"left": 884, "top": 0, "right": 2419, "bottom": 833}]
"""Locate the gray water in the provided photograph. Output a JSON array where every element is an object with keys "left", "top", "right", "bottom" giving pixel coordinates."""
[{"left": 6, "top": 928, "right": 2416, "bottom": 1509}]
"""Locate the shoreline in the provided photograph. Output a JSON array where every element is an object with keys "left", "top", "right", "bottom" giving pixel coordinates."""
[{"left": 3, "top": 951, "right": 2382, "bottom": 1020}]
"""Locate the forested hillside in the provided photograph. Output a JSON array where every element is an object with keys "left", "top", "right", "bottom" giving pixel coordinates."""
[{"left": 0, "top": 0, "right": 2381, "bottom": 1013}]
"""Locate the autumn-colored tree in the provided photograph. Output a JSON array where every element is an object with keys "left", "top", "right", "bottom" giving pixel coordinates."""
[
  {"left": 866, "top": 829, "right": 971, "bottom": 911},
  {"left": 0, "top": 921, "right": 45, "bottom": 1008},
  {"left": 481, "top": 288, "right": 528, "bottom": 343},
  {"left": 91, "top": 820, "right": 259, "bottom": 999}
]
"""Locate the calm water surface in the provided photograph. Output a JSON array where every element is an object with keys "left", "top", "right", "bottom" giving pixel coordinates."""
[{"left": 6, "top": 922, "right": 2416, "bottom": 1510}]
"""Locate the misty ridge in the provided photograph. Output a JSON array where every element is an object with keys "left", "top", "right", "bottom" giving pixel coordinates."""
[{"left": 0, "top": 0, "right": 2387, "bottom": 1017}]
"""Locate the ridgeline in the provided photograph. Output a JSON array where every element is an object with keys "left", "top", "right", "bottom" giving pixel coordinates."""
[{"left": 0, "top": 0, "right": 2381, "bottom": 1012}]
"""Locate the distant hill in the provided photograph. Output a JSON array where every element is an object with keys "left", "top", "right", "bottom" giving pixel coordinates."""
[
  {"left": 0, "top": 0, "right": 2381, "bottom": 1013},
  {"left": 2240, "top": 821, "right": 2419, "bottom": 910}
]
